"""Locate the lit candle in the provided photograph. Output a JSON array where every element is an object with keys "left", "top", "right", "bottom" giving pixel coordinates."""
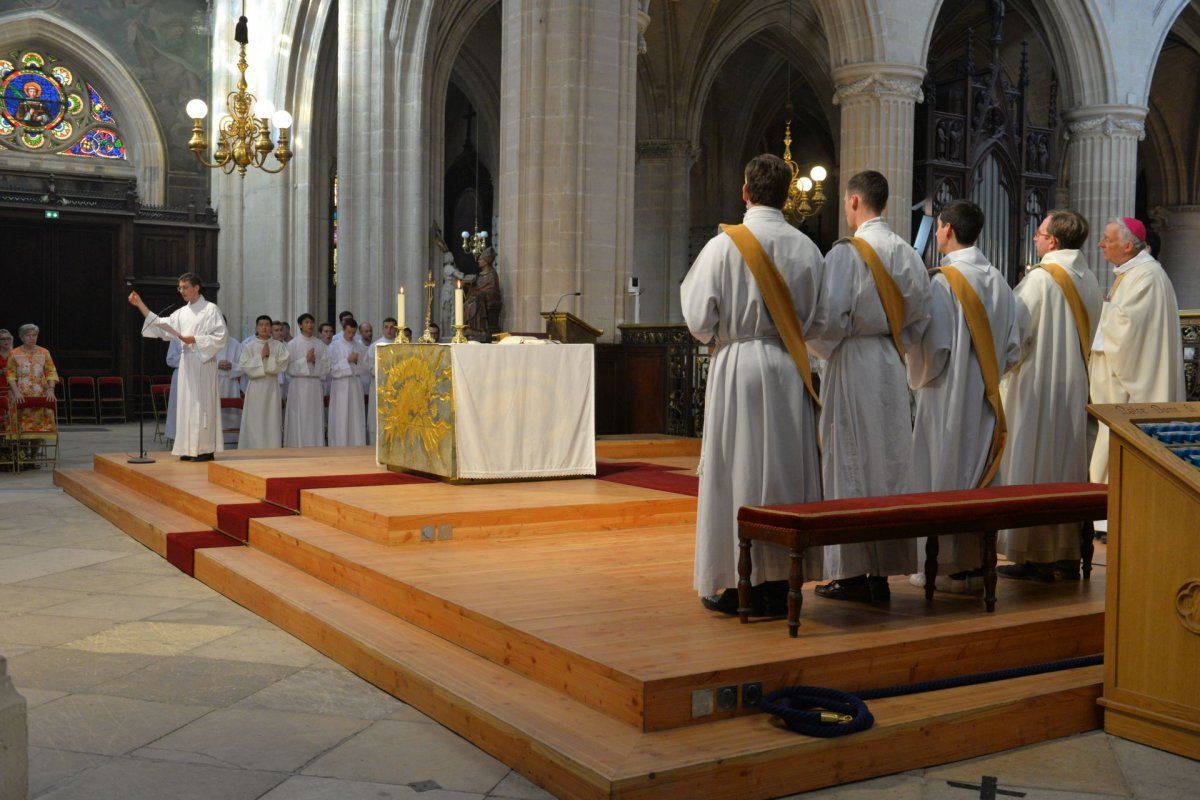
[
  {"left": 397, "top": 287, "right": 405, "bottom": 331},
  {"left": 455, "top": 279, "right": 464, "bottom": 329}
]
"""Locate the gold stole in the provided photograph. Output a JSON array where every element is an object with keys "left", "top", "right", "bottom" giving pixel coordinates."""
[
  {"left": 939, "top": 266, "right": 1006, "bottom": 488},
  {"left": 1105, "top": 269, "right": 1129, "bottom": 302},
  {"left": 1033, "top": 261, "right": 1091, "bottom": 367},
  {"left": 720, "top": 223, "right": 820, "bottom": 406},
  {"left": 842, "top": 236, "right": 907, "bottom": 362}
]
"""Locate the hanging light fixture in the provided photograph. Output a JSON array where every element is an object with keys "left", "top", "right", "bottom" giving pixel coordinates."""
[
  {"left": 779, "top": 2, "right": 825, "bottom": 226},
  {"left": 185, "top": 4, "right": 292, "bottom": 176},
  {"left": 460, "top": 102, "right": 489, "bottom": 261}
]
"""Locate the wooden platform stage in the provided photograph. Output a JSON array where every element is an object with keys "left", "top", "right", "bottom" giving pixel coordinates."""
[{"left": 56, "top": 436, "right": 1107, "bottom": 800}]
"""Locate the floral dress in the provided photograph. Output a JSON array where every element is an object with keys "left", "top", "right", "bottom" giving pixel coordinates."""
[{"left": 6, "top": 346, "right": 58, "bottom": 433}]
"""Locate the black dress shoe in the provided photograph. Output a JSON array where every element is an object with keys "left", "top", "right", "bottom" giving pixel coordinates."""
[
  {"left": 814, "top": 574, "right": 891, "bottom": 603},
  {"left": 179, "top": 455, "right": 194, "bottom": 461},
  {"left": 193, "top": 452, "right": 215, "bottom": 462},
  {"left": 701, "top": 588, "right": 740, "bottom": 615},
  {"left": 701, "top": 582, "right": 789, "bottom": 617}
]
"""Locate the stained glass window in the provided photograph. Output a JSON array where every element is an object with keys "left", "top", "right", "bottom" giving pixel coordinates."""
[{"left": 0, "top": 50, "right": 126, "bottom": 160}]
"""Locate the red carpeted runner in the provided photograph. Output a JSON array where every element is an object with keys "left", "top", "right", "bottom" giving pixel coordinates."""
[
  {"left": 263, "top": 472, "right": 434, "bottom": 512},
  {"left": 166, "top": 530, "right": 242, "bottom": 576},
  {"left": 595, "top": 460, "right": 699, "bottom": 496},
  {"left": 215, "top": 502, "right": 295, "bottom": 541}
]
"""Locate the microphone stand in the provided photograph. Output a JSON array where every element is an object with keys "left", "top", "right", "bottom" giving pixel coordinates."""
[
  {"left": 544, "top": 292, "right": 582, "bottom": 340},
  {"left": 127, "top": 298, "right": 177, "bottom": 465}
]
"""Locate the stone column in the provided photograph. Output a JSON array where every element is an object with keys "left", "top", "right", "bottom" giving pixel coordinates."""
[
  {"left": 633, "top": 140, "right": 696, "bottom": 323},
  {"left": 831, "top": 63, "right": 926, "bottom": 240},
  {"left": 0, "top": 655, "right": 27, "bottom": 800},
  {"left": 1154, "top": 205, "right": 1200, "bottom": 309},
  {"left": 1063, "top": 105, "right": 1146, "bottom": 289},
  {"left": 498, "top": 0, "right": 639, "bottom": 339}
]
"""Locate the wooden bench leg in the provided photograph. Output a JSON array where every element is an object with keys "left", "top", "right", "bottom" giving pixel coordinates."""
[
  {"left": 1080, "top": 521, "right": 1095, "bottom": 581},
  {"left": 981, "top": 530, "right": 997, "bottom": 613},
  {"left": 788, "top": 547, "right": 803, "bottom": 638},
  {"left": 924, "top": 537, "right": 939, "bottom": 601},
  {"left": 737, "top": 536, "right": 753, "bottom": 623}
]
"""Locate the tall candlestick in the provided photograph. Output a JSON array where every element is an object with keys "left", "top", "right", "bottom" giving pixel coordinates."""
[
  {"left": 455, "top": 279, "right": 464, "bottom": 328},
  {"left": 396, "top": 287, "right": 405, "bottom": 331}
]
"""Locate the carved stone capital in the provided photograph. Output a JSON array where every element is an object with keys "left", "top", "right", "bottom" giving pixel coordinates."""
[
  {"left": 831, "top": 64, "right": 926, "bottom": 106},
  {"left": 1063, "top": 106, "right": 1147, "bottom": 142}
]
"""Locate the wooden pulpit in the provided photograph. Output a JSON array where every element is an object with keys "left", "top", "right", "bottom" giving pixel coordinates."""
[{"left": 542, "top": 311, "right": 604, "bottom": 344}]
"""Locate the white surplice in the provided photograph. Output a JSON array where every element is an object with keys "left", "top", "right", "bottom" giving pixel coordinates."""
[
  {"left": 238, "top": 336, "right": 290, "bottom": 450},
  {"left": 681, "top": 205, "right": 824, "bottom": 596},
  {"left": 164, "top": 339, "right": 181, "bottom": 442},
  {"left": 997, "top": 250, "right": 1103, "bottom": 563},
  {"left": 1088, "top": 250, "right": 1185, "bottom": 482},
  {"left": 365, "top": 335, "right": 396, "bottom": 445},
  {"left": 141, "top": 296, "right": 228, "bottom": 458},
  {"left": 908, "top": 246, "right": 1022, "bottom": 572},
  {"left": 327, "top": 334, "right": 367, "bottom": 447},
  {"left": 807, "top": 217, "right": 931, "bottom": 579},
  {"left": 216, "top": 338, "right": 243, "bottom": 447},
  {"left": 283, "top": 334, "right": 331, "bottom": 447}
]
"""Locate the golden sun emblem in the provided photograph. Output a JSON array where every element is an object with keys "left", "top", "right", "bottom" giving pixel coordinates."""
[{"left": 377, "top": 348, "right": 454, "bottom": 471}]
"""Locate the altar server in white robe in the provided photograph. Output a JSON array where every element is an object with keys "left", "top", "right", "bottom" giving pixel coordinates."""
[
  {"left": 909, "top": 200, "right": 1022, "bottom": 588},
  {"left": 1089, "top": 217, "right": 1185, "bottom": 483},
  {"left": 284, "top": 313, "right": 331, "bottom": 447},
  {"left": 215, "top": 329, "right": 243, "bottom": 447},
  {"left": 164, "top": 338, "right": 181, "bottom": 443},
  {"left": 681, "top": 154, "right": 823, "bottom": 615},
  {"left": 238, "top": 315, "right": 290, "bottom": 450},
  {"left": 997, "top": 210, "right": 1103, "bottom": 577},
  {"left": 327, "top": 317, "right": 368, "bottom": 447},
  {"left": 365, "top": 317, "right": 398, "bottom": 444},
  {"left": 806, "top": 170, "right": 931, "bottom": 603},
  {"left": 128, "top": 273, "right": 228, "bottom": 461}
]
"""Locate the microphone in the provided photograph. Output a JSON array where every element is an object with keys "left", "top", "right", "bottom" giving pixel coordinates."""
[
  {"left": 156, "top": 301, "right": 179, "bottom": 319},
  {"left": 547, "top": 292, "right": 582, "bottom": 316}
]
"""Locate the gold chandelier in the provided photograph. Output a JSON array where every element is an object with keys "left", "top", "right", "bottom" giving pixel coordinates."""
[
  {"left": 185, "top": 9, "right": 292, "bottom": 177},
  {"left": 781, "top": 119, "right": 827, "bottom": 225}
]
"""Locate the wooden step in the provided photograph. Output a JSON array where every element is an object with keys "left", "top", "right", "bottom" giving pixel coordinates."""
[
  {"left": 299, "top": 479, "right": 696, "bottom": 545},
  {"left": 93, "top": 453, "right": 261, "bottom": 526},
  {"left": 208, "top": 454, "right": 390, "bottom": 497},
  {"left": 595, "top": 435, "right": 701, "bottom": 459},
  {"left": 246, "top": 513, "right": 1106, "bottom": 732},
  {"left": 55, "top": 469, "right": 211, "bottom": 557},
  {"left": 195, "top": 544, "right": 1104, "bottom": 800}
]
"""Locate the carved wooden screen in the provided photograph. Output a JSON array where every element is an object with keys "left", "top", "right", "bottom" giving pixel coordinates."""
[{"left": 914, "top": 12, "right": 1057, "bottom": 286}]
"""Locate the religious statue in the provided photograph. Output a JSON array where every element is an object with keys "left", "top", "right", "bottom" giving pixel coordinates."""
[
  {"left": 440, "top": 251, "right": 475, "bottom": 332},
  {"left": 464, "top": 247, "right": 502, "bottom": 339},
  {"left": 15, "top": 81, "right": 50, "bottom": 127}
]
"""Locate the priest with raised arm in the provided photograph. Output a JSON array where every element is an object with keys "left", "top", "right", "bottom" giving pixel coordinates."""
[
  {"left": 997, "top": 210, "right": 1102, "bottom": 579},
  {"left": 284, "top": 313, "right": 331, "bottom": 447},
  {"left": 238, "top": 315, "right": 290, "bottom": 450},
  {"left": 807, "top": 170, "right": 931, "bottom": 604},
  {"left": 1089, "top": 217, "right": 1185, "bottom": 483},
  {"left": 128, "top": 273, "right": 228, "bottom": 462},
  {"left": 681, "top": 153, "right": 824, "bottom": 616}
]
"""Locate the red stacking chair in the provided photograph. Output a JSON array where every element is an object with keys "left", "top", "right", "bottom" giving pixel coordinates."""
[
  {"left": 54, "top": 379, "right": 67, "bottom": 423},
  {"left": 98, "top": 376, "right": 127, "bottom": 423},
  {"left": 0, "top": 393, "right": 15, "bottom": 472},
  {"left": 150, "top": 383, "right": 170, "bottom": 442},
  {"left": 11, "top": 395, "right": 59, "bottom": 471},
  {"left": 67, "top": 376, "right": 97, "bottom": 424}
]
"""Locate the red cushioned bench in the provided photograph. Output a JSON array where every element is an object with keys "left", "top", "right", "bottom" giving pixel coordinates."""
[{"left": 736, "top": 482, "right": 1109, "bottom": 637}]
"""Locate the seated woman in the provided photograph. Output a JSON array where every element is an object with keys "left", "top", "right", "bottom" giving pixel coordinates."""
[
  {"left": 6, "top": 324, "right": 59, "bottom": 463},
  {"left": 0, "top": 328, "right": 12, "bottom": 379}
]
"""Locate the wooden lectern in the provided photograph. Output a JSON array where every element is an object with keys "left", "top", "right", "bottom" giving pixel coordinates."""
[{"left": 542, "top": 311, "right": 604, "bottom": 344}]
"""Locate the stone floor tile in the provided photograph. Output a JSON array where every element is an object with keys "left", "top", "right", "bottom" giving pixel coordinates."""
[
  {"left": 922, "top": 783, "right": 1125, "bottom": 800},
  {"left": 0, "top": 547, "right": 130, "bottom": 584},
  {"left": 0, "top": 614, "right": 116, "bottom": 647},
  {"left": 0, "top": 642, "right": 40, "bottom": 659},
  {"left": 0, "top": 529, "right": 128, "bottom": 550},
  {"left": 772, "top": 772, "right": 925, "bottom": 799},
  {"left": 0, "top": 584, "right": 89, "bottom": 614},
  {"left": 303, "top": 719, "right": 510, "bottom": 794},
  {"left": 260, "top": 775, "right": 483, "bottom": 799},
  {"left": 187, "top": 626, "right": 329, "bottom": 667},
  {"left": 34, "top": 755, "right": 287, "bottom": 800},
  {"left": 28, "top": 693, "right": 211, "bottom": 756},
  {"left": 61, "top": 620, "right": 240, "bottom": 656},
  {"left": 1109, "top": 735, "right": 1200, "bottom": 800},
  {"left": 234, "top": 665, "right": 405, "bottom": 719},
  {"left": 925, "top": 732, "right": 1128, "bottom": 796},
  {"left": 38, "top": 592, "right": 197, "bottom": 622},
  {"left": 119, "top": 575, "right": 218, "bottom": 600},
  {"left": 16, "top": 566, "right": 164, "bottom": 595},
  {"left": 143, "top": 706, "right": 369, "bottom": 772},
  {"left": 147, "top": 595, "right": 274, "bottom": 628},
  {"left": 87, "top": 550, "right": 180, "bottom": 575},
  {"left": 0, "top": 543, "right": 45, "bottom": 559},
  {"left": 8, "top": 647, "right": 159, "bottom": 692},
  {"left": 26, "top": 746, "right": 110, "bottom": 798},
  {"left": 384, "top": 703, "right": 438, "bottom": 724},
  {"left": 93, "top": 655, "right": 298, "bottom": 707},
  {"left": 13, "top": 687, "right": 66, "bottom": 709},
  {"left": 487, "top": 770, "right": 559, "bottom": 799}
]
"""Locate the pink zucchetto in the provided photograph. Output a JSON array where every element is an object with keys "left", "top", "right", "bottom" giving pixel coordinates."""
[{"left": 1122, "top": 217, "right": 1147, "bottom": 243}]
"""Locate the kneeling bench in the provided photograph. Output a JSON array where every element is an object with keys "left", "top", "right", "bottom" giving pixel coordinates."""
[{"left": 736, "top": 482, "right": 1108, "bottom": 637}]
